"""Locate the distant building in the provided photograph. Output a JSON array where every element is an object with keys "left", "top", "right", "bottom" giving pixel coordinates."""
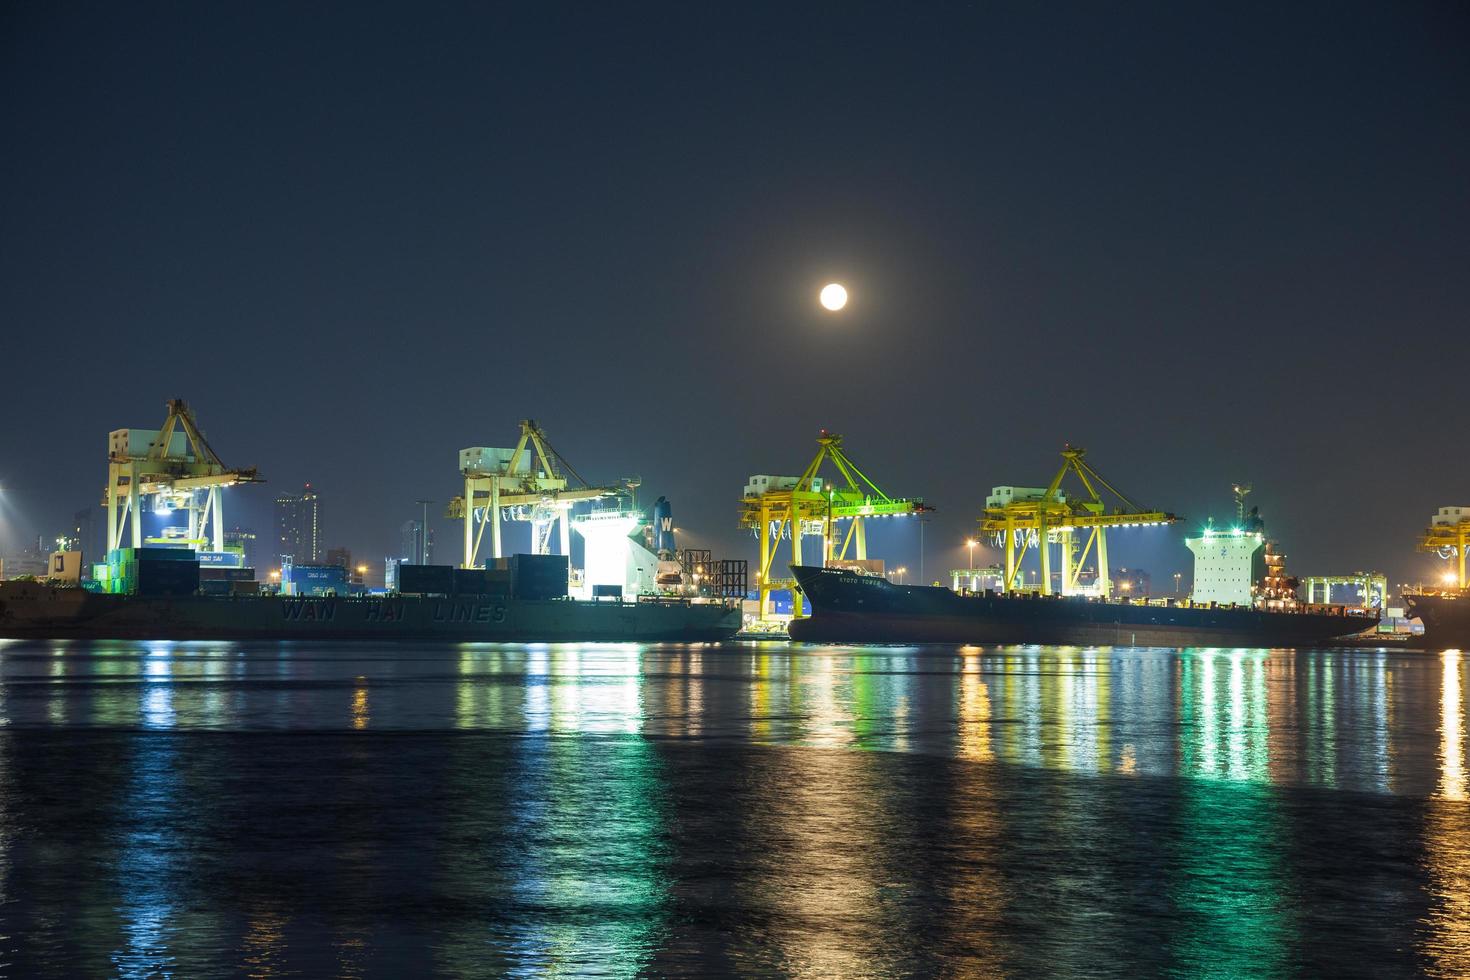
[
  {"left": 0, "top": 536, "right": 50, "bottom": 580},
  {"left": 324, "top": 547, "right": 368, "bottom": 587},
  {"left": 1113, "top": 567, "right": 1152, "bottom": 596},
  {"left": 275, "top": 485, "right": 321, "bottom": 565},
  {"left": 400, "top": 519, "right": 433, "bottom": 565},
  {"left": 63, "top": 508, "right": 97, "bottom": 557},
  {"left": 385, "top": 557, "right": 400, "bottom": 591}
]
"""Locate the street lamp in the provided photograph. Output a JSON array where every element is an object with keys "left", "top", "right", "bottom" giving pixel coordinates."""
[
  {"left": 1174, "top": 572, "right": 1182, "bottom": 596},
  {"left": 966, "top": 538, "right": 976, "bottom": 570}
]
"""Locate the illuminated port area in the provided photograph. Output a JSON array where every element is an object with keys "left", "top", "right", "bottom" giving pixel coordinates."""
[{"left": 0, "top": 4, "right": 1466, "bottom": 976}]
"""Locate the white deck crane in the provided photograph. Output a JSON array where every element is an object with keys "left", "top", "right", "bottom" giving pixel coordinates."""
[{"left": 103, "top": 399, "right": 262, "bottom": 553}]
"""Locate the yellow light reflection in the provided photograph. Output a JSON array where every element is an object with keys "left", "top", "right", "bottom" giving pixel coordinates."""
[
  {"left": 957, "top": 651, "right": 992, "bottom": 762},
  {"left": 1437, "top": 651, "right": 1465, "bottom": 802},
  {"left": 351, "top": 677, "right": 369, "bottom": 731},
  {"left": 1422, "top": 650, "right": 1470, "bottom": 975}
]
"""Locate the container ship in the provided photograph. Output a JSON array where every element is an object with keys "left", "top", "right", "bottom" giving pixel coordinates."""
[
  {"left": 1402, "top": 591, "right": 1470, "bottom": 650},
  {"left": 1403, "top": 505, "right": 1470, "bottom": 649},
  {"left": 787, "top": 565, "right": 1377, "bottom": 647},
  {"left": 0, "top": 552, "right": 741, "bottom": 643}
]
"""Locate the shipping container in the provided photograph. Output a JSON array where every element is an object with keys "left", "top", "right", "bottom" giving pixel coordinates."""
[
  {"left": 285, "top": 564, "right": 348, "bottom": 596},
  {"left": 200, "top": 566, "right": 256, "bottom": 582},
  {"left": 136, "top": 558, "right": 200, "bottom": 596},
  {"left": 112, "top": 547, "right": 197, "bottom": 562},
  {"left": 397, "top": 564, "right": 455, "bottom": 595},
  {"left": 510, "top": 554, "right": 569, "bottom": 600},
  {"left": 448, "top": 568, "right": 514, "bottom": 595}
]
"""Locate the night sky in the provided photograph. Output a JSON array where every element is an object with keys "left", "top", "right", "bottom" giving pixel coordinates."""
[{"left": 2, "top": 2, "right": 1467, "bottom": 589}]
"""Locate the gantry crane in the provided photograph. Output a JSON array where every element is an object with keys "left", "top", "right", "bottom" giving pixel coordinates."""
[
  {"left": 739, "top": 430, "right": 927, "bottom": 619},
  {"left": 980, "top": 446, "right": 1176, "bottom": 596},
  {"left": 1419, "top": 506, "right": 1470, "bottom": 589},
  {"left": 102, "top": 399, "right": 262, "bottom": 554},
  {"left": 447, "top": 419, "right": 620, "bottom": 569}
]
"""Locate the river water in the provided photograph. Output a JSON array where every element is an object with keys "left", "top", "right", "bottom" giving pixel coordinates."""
[{"left": 0, "top": 640, "right": 1465, "bottom": 977}]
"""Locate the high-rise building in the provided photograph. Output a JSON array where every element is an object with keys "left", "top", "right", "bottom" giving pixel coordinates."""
[
  {"left": 64, "top": 508, "right": 96, "bottom": 557},
  {"left": 400, "top": 519, "right": 433, "bottom": 565},
  {"left": 275, "top": 484, "right": 321, "bottom": 565},
  {"left": 324, "top": 546, "right": 368, "bottom": 587}
]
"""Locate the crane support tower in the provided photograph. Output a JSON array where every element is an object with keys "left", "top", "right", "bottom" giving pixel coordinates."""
[
  {"left": 1419, "top": 506, "right": 1470, "bottom": 589},
  {"left": 102, "top": 399, "right": 262, "bottom": 554},
  {"left": 980, "top": 446, "right": 1176, "bottom": 597},
  {"left": 739, "top": 430, "right": 927, "bottom": 619},
  {"left": 448, "top": 420, "right": 619, "bottom": 569}
]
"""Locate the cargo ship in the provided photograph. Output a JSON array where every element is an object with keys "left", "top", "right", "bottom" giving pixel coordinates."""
[
  {"left": 1402, "top": 591, "right": 1470, "bottom": 650},
  {"left": 787, "top": 565, "right": 1377, "bottom": 647},
  {"left": 0, "top": 552, "right": 740, "bottom": 643},
  {"left": 0, "top": 580, "right": 741, "bottom": 642},
  {"left": 1403, "top": 506, "right": 1470, "bottom": 649}
]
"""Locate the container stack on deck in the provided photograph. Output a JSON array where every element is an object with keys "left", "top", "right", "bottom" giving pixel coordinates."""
[
  {"left": 94, "top": 547, "right": 200, "bottom": 596},
  {"left": 397, "top": 555, "right": 569, "bottom": 599}
]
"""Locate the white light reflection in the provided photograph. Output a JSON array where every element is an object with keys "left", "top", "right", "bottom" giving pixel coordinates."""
[
  {"left": 141, "top": 642, "right": 175, "bottom": 731},
  {"left": 1439, "top": 650, "right": 1465, "bottom": 801}
]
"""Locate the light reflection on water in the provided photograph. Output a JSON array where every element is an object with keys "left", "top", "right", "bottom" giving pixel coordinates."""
[{"left": 0, "top": 640, "right": 1465, "bottom": 976}]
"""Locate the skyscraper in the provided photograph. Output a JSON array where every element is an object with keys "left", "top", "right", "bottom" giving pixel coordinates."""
[
  {"left": 400, "top": 519, "right": 433, "bottom": 565},
  {"left": 275, "top": 484, "right": 321, "bottom": 565}
]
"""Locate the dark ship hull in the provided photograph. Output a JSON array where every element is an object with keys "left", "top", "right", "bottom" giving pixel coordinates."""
[
  {"left": 1403, "top": 591, "right": 1470, "bottom": 650},
  {"left": 0, "top": 582, "right": 741, "bottom": 643},
  {"left": 788, "top": 565, "right": 1377, "bottom": 647}
]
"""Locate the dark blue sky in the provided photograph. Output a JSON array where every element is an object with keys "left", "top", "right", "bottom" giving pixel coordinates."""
[{"left": 2, "top": 2, "right": 1466, "bottom": 586}]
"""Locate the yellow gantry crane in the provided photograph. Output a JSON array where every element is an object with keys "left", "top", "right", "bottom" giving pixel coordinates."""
[
  {"left": 448, "top": 419, "right": 619, "bottom": 568},
  {"left": 1419, "top": 507, "right": 1470, "bottom": 589},
  {"left": 739, "top": 430, "right": 926, "bottom": 619},
  {"left": 980, "top": 446, "right": 1175, "bottom": 597},
  {"left": 102, "top": 399, "right": 262, "bottom": 553}
]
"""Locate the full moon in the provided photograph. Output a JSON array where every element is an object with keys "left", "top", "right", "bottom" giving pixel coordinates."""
[{"left": 819, "top": 282, "right": 848, "bottom": 311}]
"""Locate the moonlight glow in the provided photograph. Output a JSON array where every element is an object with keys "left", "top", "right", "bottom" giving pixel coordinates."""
[{"left": 819, "top": 283, "right": 848, "bottom": 311}]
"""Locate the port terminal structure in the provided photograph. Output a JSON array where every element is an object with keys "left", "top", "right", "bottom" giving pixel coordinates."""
[
  {"left": 1302, "top": 573, "right": 1389, "bottom": 610},
  {"left": 448, "top": 420, "right": 621, "bottom": 568},
  {"left": 951, "top": 565, "right": 1006, "bottom": 593},
  {"left": 980, "top": 446, "right": 1175, "bottom": 598},
  {"left": 102, "top": 400, "right": 261, "bottom": 553},
  {"left": 1419, "top": 506, "right": 1470, "bottom": 589},
  {"left": 740, "top": 430, "right": 927, "bottom": 620}
]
